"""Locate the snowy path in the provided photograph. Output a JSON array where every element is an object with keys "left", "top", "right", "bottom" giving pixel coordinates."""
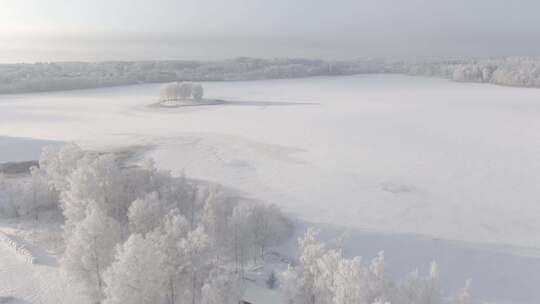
[{"left": 0, "top": 230, "right": 77, "bottom": 304}]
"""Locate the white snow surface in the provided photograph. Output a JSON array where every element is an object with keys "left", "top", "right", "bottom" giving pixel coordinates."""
[
  {"left": 2, "top": 74, "right": 540, "bottom": 303},
  {"left": 2, "top": 74, "right": 539, "bottom": 249}
]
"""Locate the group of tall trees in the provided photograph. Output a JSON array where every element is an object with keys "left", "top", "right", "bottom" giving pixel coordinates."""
[
  {"left": 0, "top": 164, "right": 57, "bottom": 218},
  {"left": 160, "top": 82, "right": 204, "bottom": 101},
  {"left": 1, "top": 144, "right": 292, "bottom": 303},
  {"left": 282, "top": 229, "right": 473, "bottom": 304},
  {"left": 397, "top": 57, "right": 540, "bottom": 88}
]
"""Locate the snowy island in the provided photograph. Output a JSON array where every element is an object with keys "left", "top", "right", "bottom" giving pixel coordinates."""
[{"left": 155, "top": 82, "right": 222, "bottom": 107}]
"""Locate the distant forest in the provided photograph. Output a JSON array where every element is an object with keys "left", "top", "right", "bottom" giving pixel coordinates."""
[{"left": 2, "top": 57, "right": 540, "bottom": 94}]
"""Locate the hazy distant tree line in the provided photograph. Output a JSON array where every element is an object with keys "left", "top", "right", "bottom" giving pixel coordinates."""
[
  {"left": 3, "top": 56, "right": 540, "bottom": 94},
  {"left": 0, "top": 58, "right": 354, "bottom": 94},
  {"left": 395, "top": 57, "right": 540, "bottom": 88},
  {"left": 0, "top": 58, "right": 385, "bottom": 94}
]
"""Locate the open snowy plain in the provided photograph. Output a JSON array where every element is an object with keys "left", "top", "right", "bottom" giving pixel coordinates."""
[{"left": 1, "top": 74, "right": 540, "bottom": 303}]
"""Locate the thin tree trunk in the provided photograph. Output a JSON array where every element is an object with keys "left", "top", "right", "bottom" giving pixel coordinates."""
[
  {"left": 93, "top": 236, "right": 102, "bottom": 302},
  {"left": 169, "top": 277, "right": 175, "bottom": 304}
]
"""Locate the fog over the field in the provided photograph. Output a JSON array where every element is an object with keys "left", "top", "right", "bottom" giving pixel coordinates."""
[{"left": 2, "top": 0, "right": 540, "bottom": 62}]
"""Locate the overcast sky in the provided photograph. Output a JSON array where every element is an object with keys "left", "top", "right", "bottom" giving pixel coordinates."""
[{"left": 1, "top": 0, "right": 540, "bottom": 63}]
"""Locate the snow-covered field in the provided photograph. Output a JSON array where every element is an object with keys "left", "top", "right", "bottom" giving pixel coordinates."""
[{"left": 1, "top": 74, "right": 540, "bottom": 302}]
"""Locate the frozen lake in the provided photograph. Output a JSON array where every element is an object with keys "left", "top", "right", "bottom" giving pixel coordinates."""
[
  {"left": 2, "top": 74, "right": 539, "bottom": 249},
  {"left": 2, "top": 74, "right": 540, "bottom": 303}
]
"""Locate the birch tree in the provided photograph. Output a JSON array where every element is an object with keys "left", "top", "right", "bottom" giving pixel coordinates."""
[{"left": 61, "top": 205, "right": 122, "bottom": 302}]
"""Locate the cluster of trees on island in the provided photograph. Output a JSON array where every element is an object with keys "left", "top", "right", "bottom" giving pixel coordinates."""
[
  {"left": 160, "top": 82, "right": 204, "bottom": 102},
  {"left": 3, "top": 56, "right": 540, "bottom": 94}
]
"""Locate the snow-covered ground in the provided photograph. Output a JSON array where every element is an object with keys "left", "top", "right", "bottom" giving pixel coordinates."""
[
  {"left": 2, "top": 74, "right": 540, "bottom": 302},
  {"left": 0, "top": 220, "right": 81, "bottom": 304}
]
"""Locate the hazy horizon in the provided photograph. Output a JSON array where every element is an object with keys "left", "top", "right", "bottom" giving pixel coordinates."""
[{"left": 2, "top": 0, "right": 540, "bottom": 63}]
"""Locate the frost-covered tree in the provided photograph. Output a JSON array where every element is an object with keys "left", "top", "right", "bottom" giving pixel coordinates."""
[
  {"left": 180, "top": 226, "right": 211, "bottom": 304},
  {"left": 39, "top": 143, "right": 86, "bottom": 192},
  {"left": 230, "top": 202, "right": 256, "bottom": 273},
  {"left": 390, "top": 262, "right": 442, "bottom": 304},
  {"left": 18, "top": 166, "right": 58, "bottom": 217},
  {"left": 192, "top": 83, "right": 204, "bottom": 100},
  {"left": 128, "top": 192, "right": 168, "bottom": 235},
  {"left": 267, "top": 270, "right": 277, "bottom": 289},
  {"left": 152, "top": 211, "right": 191, "bottom": 304},
  {"left": 281, "top": 228, "right": 327, "bottom": 304},
  {"left": 251, "top": 203, "right": 292, "bottom": 260},
  {"left": 61, "top": 154, "right": 130, "bottom": 233},
  {"left": 332, "top": 251, "right": 387, "bottom": 304},
  {"left": 201, "top": 267, "right": 243, "bottom": 304},
  {"left": 61, "top": 205, "right": 122, "bottom": 301},
  {"left": 160, "top": 82, "right": 179, "bottom": 101},
  {"left": 179, "top": 82, "right": 193, "bottom": 100},
  {"left": 202, "top": 186, "right": 235, "bottom": 255},
  {"left": 333, "top": 256, "right": 369, "bottom": 304},
  {"left": 454, "top": 279, "right": 473, "bottom": 304},
  {"left": 103, "top": 233, "right": 165, "bottom": 304}
]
